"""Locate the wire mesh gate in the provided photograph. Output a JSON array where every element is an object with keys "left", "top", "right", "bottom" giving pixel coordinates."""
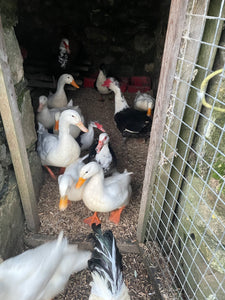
[{"left": 138, "top": 1, "right": 225, "bottom": 299}]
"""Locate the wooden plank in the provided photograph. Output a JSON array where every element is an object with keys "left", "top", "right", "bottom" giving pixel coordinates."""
[
  {"left": 157, "top": 0, "right": 211, "bottom": 246},
  {"left": 0, "top": 18, "right": 40, "bottom": 232},
  {"left": 24, "top": 233, "right": 140, "bottom": 253},
  {"left": 137, "top": 0, "right": 189, "bottom": 242}
]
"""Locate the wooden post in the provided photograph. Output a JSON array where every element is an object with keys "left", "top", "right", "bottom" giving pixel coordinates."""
[
  {"left": 137, "top": 0, "right": 189, "bottom": 242},
  {"left": 0, "top": 18, "right": 40, "bottom": 232}
]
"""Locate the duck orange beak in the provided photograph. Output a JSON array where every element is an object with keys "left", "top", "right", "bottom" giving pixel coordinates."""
[
  {"left": 76, "top": 121, "right": 88, "bottom": 133},
  {"left": 147, "top": 108, "right": 152, "bottom": 117},
  {"left": 71, "top": 79, "right": 79, "bottom": 89},
  {"left": 59, "top": 195, "right": 69, "bottom": 211},
  {"left": 54, "top": 119, "right": 59, "bottom": 131},
  {"left": 76, "top": 177, "right": 86, "bottom": 189}
]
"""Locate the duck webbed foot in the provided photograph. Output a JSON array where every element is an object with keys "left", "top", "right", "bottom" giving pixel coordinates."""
[
  {"left": 109, "top": 205, "right": 126, "bottom": 224},
  {"left": 83, "top": 212, "right": 101, "bottom": 226},
  {"left": 44, "top": 165, "right": 57, "bottom": 180},
  {"left": 59, "top": 195, "right": 69, "bottom": 211}
]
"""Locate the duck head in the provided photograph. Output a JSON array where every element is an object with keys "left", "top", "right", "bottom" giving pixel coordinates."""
[
  {"left": 76, "top": 162, "right": 100, "bottom": 188},
  {"left": 59, "top": 74, "right": 80, "bottom": 89},
  {"left": 91, "top": 121, "right": 105, "bottom": 132},
  {"left": 96, "top": 133, "right": 109, "bottom": 153},
  {"left": 37, "top": 95, "right": 48, "bottom": 112},
  {"left": 59, "top": 109, "right": 88, "bottom": 132},
  {"left": 102, "top": 77, "right": 120, "bottom": 91},
  {"left": 59, "top": 38, "right": 71, "bottom": 54}
]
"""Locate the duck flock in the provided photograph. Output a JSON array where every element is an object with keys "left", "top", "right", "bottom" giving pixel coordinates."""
[{"left": 0, "top": 38, "right": 155, "bottom": 299}]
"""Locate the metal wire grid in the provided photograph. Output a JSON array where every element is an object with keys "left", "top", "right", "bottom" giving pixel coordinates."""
[{"left": 143, "top": 1, "right": 225, "bottom": 299}]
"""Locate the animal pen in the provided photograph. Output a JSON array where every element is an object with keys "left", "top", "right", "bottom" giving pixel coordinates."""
[
  {"left": 137, "top": 0, "right": 225, "bottom": 299},
  {"left": 1, "top": 0, "right": 225, "bottom": 299}
]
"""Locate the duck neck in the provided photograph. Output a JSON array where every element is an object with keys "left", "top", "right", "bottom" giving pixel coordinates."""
[
  {"left": 41, "top": 105, "right": 51, "bottom": 118},
  {"left": 97, "top": 70, "right": 106, "bottom": 83},
  {"left": 111, "top": 85, "right": 129, "bottom": 114},
  {"left": 56, "top": 77, "right": 66, "bottom": 94},
  {"left": 87, "top": 168, "right": 104, "bottom": 194},
  {"left": 58, "top": 119, "right": 73, "bottom": 139}
]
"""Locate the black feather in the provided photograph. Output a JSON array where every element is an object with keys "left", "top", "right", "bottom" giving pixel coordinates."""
[{"left": 88, "top": 224, "right": 123, "bottom": 294}]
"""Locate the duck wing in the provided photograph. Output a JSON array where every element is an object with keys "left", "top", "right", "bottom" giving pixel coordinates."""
[
  {"left": 114, "top": 108, "right": 151, "bottom": 136},
  {"left": 88, "top": 224, "right": 130, "bottom": 300},
  {"left": 0, "top": 232, "right": 66, "bottom": 300}
]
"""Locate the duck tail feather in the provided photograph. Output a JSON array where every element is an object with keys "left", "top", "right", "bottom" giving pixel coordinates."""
[{"left": 88, "top": 224, "right": 124, "bottom": 296}]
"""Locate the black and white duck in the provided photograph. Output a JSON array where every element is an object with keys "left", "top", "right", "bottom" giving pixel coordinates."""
[
  {"left": 88, "top": 223, "right": 130, "bottom": 300},
  {"left": 88, "top": 132, "right": 117, "bottom": 177},
  {"left": 102, "top": 77, "right": 152, "bottom": 139}
]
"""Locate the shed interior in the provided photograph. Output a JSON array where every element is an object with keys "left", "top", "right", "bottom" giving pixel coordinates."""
[
  {"left": 0, "top": 0, "right": 175, "bottom": 299},
  {"left": 15, "top": 0, "right": 170, "bottom": 93}
]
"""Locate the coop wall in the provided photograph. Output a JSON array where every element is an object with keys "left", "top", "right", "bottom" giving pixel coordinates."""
[
  {"left": 0, "top": 3, "right": 43, "bottom": 259},
  {"left": 139, "top": 0, "right": 225, "bottom": 299}
]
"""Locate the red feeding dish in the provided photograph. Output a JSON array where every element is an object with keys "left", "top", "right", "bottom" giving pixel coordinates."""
[
  {"left": 127, "top": 76, "right": 151, "bottom": 93},
  {"left": 83, "top": 77, "right": 95, "bottom": 88}
]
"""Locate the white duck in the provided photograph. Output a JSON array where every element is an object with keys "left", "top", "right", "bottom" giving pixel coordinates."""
[
  {"left": 37, "top": 109, "right": 88, "bottom": 179},
  {"left": 76, "top": 161, "right": 132, "bottom": 226},
  {"left": 36, "top": 96, "right": 76, "bottom": 130},
  {"left": 47, "top": 74, "right": 79, "bottom": 108},
  {"left": 54, "top": 104, "right": 85, "bottom": 139},
  {"left": 77, "top": 121, "right": 105, "bottom": 151},
  {"left": 58, "top": 155, "right": 88, "bottom": 211},
  {"left": 0, "top": 231, "right": 91, "bottom": 300},
  {"left": 134, "top": 90, "right": 155, "bottom": 116},
  {"left": 88, "top": 132, "right": 117, "bottom": 177},
  {"left": 88, "top": 224, "right": 130, "bottom": 300}
]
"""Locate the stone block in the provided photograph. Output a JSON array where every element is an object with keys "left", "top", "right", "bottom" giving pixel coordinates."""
[
  {"left": 0, "top": 172, "right": 24, "bottom": 259},
  {"left": 3, "top": 27, "right": 24, "bottom": 84},
  {"left": 21, "top": 90, "right": 37, "bottom": 149}
]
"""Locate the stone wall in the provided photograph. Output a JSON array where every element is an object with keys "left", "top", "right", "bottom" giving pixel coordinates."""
[{"left": 0, "top": 1, "right": 43, "bottom": 259}]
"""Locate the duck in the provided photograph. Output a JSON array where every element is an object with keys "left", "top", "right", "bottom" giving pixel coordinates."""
[
  {"left": 0, "top": 231, "right": 91, "bottom": 300},
  {"left": 88, "top": 223, "right": 130, "bottom": 300},
  {"left": 54, "top": 104, "right": 85, "bottom": 139},
  {"left": 88, "top": 132, "right": 117, "bottom": 177},
  {"left": 102, "top": 77, "right": 153, "bottom": 139},
  {"left": 58, "top": 155, "right": 88, "bottom": 211},
  {"left": 36, "top": 96, "right": 76, "bottom": 130},
  {"left": 47, "top": 74, "right": 79, "bottom": 108},
  {"left": 75, "top": 161, "right": 132, "bottom": 226},
  {"left": 134, "top": 90, "right": 155, "bottom": 117},
  {"left": 37, "top": 109, "right": 88, "bottom": 179},
  {"left": 58, "top": 38, "right": 71, "bottom": 70},
  {"left": 77, "top": 121, "right": 105, "bottom": 151},
  {"left": 94, "top": 64, "right": 112, "bottom": 101}
]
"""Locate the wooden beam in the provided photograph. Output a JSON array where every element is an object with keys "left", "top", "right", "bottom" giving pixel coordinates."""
[
  {"left": 137, "top": 0, "right": 189, "bottom": 242},
  {"left": 0, "top": 18, "right": 40, "bottom": 232},
  {"left": 24, "top": 233, "right": 140, "bottom": 254}
]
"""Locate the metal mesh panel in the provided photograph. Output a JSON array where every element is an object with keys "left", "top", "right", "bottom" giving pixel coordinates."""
[{"left": 143, "top": 1, "right": 225, "bottom": 299}]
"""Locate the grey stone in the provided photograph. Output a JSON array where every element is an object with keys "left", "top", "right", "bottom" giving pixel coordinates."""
[
  {"left": 3, "top": 27, "right": 24, "bottom": 84},
  {"left": 0, "top": 172, "right": 24, "bottom": 259},
  {"left": 21, "top": 90, "right": 37, "bottom": 150}
]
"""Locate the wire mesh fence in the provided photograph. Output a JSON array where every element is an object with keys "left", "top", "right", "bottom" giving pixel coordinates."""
[{"left": 141, "top": 1, "right": 225, "bottom": 299}]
